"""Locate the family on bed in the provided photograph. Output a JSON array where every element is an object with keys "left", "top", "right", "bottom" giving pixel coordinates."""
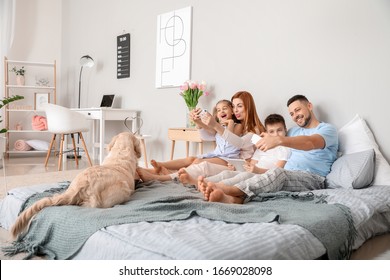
[{"left": 137, "top": 92, "right": 339, "bottom": 205}]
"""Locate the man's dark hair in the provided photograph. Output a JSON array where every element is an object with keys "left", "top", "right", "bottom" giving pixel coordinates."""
[
  {"left": 287, "top": 94, "right": 309, "bottom": 107},
  {"left": 264, "top": 114, "right": 286, "bottom": 129}
]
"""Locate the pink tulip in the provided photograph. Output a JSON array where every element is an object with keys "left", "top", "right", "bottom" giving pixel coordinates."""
[
  {"left": 180, "top": 83, "right": 189, "bottom": 91},
  {"left": 199, "top": 84, "right": 206, "bottom": 91},
  {"left": 189, "top": 81, "right": 198, "bottom": 90},
  {"left": 204, "top": 91, "right": 210, "bottom": 96}
]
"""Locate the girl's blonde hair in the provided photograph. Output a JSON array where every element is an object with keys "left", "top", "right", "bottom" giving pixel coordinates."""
[{"left": 231, "top": 91, "right": 265, "bottom": 134}]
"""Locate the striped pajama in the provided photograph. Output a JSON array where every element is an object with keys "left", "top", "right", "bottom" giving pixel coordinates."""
[{"left": 206, "top": 168, "right": 326, "bottom": 203}]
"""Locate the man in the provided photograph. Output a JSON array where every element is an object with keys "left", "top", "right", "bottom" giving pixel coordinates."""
[{"left": 198, "top": 94, "right": 338, "bottom": 204}]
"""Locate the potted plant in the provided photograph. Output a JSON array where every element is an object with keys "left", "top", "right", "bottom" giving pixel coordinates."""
[
  {"left": 9, "top": 66, "right": 26, "bottom": 85},
  {"left": 0, "top": 95, "right": 24, "bottom": 169}
]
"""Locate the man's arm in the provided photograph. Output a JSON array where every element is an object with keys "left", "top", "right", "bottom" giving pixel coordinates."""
[{"left": 256, "top": 133, "right": 325, "bottom": 151}]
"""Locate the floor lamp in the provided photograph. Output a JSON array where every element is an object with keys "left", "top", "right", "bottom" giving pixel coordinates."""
[{"left": 68, "top": 55, "right": 95, "bottom": 159}]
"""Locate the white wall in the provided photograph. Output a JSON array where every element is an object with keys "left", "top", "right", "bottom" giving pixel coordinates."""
[
  {"left": 8, "top": 0, "right": 61, "bottom": 78},
  {"left": 8, "top": 0, "right": 390, "bottom": 162}
]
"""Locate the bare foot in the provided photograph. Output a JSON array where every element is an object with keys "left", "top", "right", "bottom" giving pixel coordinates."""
[
  {"left": 178, "top": 168, "right": 197, "bottom": 185},
  {"left": 137, "top": 167, "right": 159, "bottom": 182},
  {"left": 205, "top": 183, "right": 242, "bottom": 204},
  {"left": 151, "top": 160, "right": 173, "bottom": 175},
  {"left": 197, "top": 176, "right": 208, "bottom": 194},
  {"left": 227, "top": 163, "right": 236, "bottom": 171}
]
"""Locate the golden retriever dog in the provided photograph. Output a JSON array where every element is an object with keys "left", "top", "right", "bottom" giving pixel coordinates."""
[{"left": 10, "top": 131, "right": 141, "bottom": 238}]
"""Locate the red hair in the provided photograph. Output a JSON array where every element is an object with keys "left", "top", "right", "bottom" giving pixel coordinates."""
[{"left": 231, "top": 91, "right": 265, "bottom": 134}]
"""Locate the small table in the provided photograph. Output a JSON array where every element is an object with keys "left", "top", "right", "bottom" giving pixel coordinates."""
[
  {"left": 72, "top": 108, "right": 140, "bottom": 164},
  {"left": 168, "top": 128, "right": 214, "bottom": 160}
]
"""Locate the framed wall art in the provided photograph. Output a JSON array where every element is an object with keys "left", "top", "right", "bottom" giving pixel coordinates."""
[
  {"left": 155, "top": 6, "right": 192, "bottom": 88},
  {"left": 34, "top": 92, "right": 50, "bottom": 110}
]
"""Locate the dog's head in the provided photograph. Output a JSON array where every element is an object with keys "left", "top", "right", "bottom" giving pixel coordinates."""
[{"left": 107, "top": 132, "right": 142, "bottom": 159}]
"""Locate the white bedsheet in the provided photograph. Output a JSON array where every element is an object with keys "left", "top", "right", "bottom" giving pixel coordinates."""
[{"left": 1, "top": 184, "right": 389, "bottom": 259}]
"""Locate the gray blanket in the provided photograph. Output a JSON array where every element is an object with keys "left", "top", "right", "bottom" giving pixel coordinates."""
[{"left": 3, "top": 180, "right": 356, "bottom": 260}]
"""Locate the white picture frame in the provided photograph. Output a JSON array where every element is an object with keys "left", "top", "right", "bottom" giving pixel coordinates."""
[
  {"left": 34, "top": 92, "right": 50, "bottom": 110},
  {"left": 155, "top": 6, "right": 192, "bottom": 88}
]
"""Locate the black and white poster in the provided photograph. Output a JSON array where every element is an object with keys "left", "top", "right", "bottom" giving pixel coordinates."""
[{"left": 117, "top": 33, "right": 130, "bottom": 79}]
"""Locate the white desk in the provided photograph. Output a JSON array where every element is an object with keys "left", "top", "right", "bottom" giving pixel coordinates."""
[{"left": 72, "top": 108, "right": 140, "bottom": 164}]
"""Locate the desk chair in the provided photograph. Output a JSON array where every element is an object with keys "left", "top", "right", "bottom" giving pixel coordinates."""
[{"left": 42, "top": 103, "right": 93, "bottom": 171}]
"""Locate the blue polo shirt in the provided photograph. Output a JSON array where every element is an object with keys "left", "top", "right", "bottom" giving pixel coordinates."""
[{"left": 284, "top": 122, "right": 338, "bottom": 177}]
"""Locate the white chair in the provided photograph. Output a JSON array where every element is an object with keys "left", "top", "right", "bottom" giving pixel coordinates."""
[{"left": 42, "top": 103, "right": 93, "bottom": 171}]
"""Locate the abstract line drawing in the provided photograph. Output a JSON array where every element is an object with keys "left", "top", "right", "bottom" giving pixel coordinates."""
[{"left": 156, "top": 6, "right": 192, "bottom": 88}]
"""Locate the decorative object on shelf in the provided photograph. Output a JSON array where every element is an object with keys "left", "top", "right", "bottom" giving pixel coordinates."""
[
  {"left": 14, "top": 139, "right": 33, "bottom": 151},
  {"left": 35, "top": 77, "right": 50, "bottom": 87},
  {"left": 31, "top": 115, "right": 48, "bottom": 131},
  {"left": 15, "top": 122, "right": 23, "bottom": 130},
  {"left": 9, "top": 66, "right": 26, "bottom": 85},
  {"left": 34, "top": 92, "right": 50, "bottom": 110},
  {"left": 0, "top": 95, "right": 24, "bottom": 134},
  {"left": 179, "top": 80, "right": 209, "bottom": 127}
]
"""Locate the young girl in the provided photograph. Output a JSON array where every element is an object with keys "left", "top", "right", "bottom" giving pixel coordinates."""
[
  {"left": 137, "top": 100, "right": 243, "bottom": 182},
  {"left": 198, "top": 91, "right": 265, "bottom": 160}
]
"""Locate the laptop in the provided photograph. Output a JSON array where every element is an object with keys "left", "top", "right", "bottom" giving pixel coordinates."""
[{"left": 100, "top": 94, "right": 115, "bottom": 108}]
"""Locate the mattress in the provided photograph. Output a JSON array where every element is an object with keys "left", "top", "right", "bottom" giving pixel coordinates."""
[{"left": 1, "top": 182, "right": 389, "bottom": 260}]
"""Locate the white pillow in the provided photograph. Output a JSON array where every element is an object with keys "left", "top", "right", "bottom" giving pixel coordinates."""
[
  {"left": 338, "top": 114, "right": 390, "bottom": 186},
  {"left": 326, "top": 149, "right": 375, "bottom": 189},
  {"left": 25, "top": 139, "right": 50, "bottom": 151}
]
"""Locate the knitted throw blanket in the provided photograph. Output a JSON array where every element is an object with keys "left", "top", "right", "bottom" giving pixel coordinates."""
[{"left": 3, "top": 181, "right": 356, "bottom": 260}]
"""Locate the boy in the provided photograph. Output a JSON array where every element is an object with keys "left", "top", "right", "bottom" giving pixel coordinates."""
[{"left": 179, "top": 114, "right": 290, "bottom": 186}]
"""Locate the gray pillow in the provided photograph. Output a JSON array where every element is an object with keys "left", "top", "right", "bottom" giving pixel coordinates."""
[{"left": 326, "top": 149, "right": 375, "bottom": 189}]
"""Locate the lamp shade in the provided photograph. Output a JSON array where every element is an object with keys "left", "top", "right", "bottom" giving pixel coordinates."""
[{"left": 80, "top": 55, "right": 94, "bottom": 68}]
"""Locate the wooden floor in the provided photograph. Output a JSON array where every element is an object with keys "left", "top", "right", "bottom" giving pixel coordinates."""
[{"left": 1, "top": 156, "right": 389, "bottom": 260}]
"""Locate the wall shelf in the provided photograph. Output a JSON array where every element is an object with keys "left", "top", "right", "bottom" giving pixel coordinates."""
[{"left": 3, "top": 56, "right": 56, "bottom": 157}]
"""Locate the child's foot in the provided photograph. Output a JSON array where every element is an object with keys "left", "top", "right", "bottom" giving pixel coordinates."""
[
  {"left": 197, "top": 176, "right": 208, "bottom": 194},
  {"left": 151, "top": 160, "right": 172, "bottom": 175},
  {"left": 178, "top": 168, "right": 197, "bottom": 185},
  {"left": 227, "top": 163, "right": 236, "bottom": 171},
  {"left": 137, "top": 167, "right": 159, "bottom": 182}
]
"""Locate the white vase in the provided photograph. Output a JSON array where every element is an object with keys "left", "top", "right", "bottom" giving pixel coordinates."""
[{"left": 16, "top": 75, "right": 25, "bottom": 86}]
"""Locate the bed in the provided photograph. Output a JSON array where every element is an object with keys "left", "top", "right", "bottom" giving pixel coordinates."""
[{"left": 1, "top": 114, "right": 390, "bottom": 260}]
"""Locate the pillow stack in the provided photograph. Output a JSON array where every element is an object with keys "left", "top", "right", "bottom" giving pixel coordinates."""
[{"left": 326, "top": 114, "right": 390, "bottom": 189}]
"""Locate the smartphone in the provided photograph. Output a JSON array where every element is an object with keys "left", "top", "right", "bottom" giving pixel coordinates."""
[{"left": 251, "top": 134, "right": 261, "bottom": 144}]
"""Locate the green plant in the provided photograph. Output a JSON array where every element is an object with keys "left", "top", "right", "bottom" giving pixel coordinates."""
[
  {"left": 0, "top": 95, "right": 24, "bottom": 133},
  {"left": 9, "top": 66, "right": 25, "bottom": 76}
]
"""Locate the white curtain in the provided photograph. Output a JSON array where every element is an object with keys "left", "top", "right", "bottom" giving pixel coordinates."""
[{"left": 0, "top": 0, "right": 16, "bottom": 98}]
